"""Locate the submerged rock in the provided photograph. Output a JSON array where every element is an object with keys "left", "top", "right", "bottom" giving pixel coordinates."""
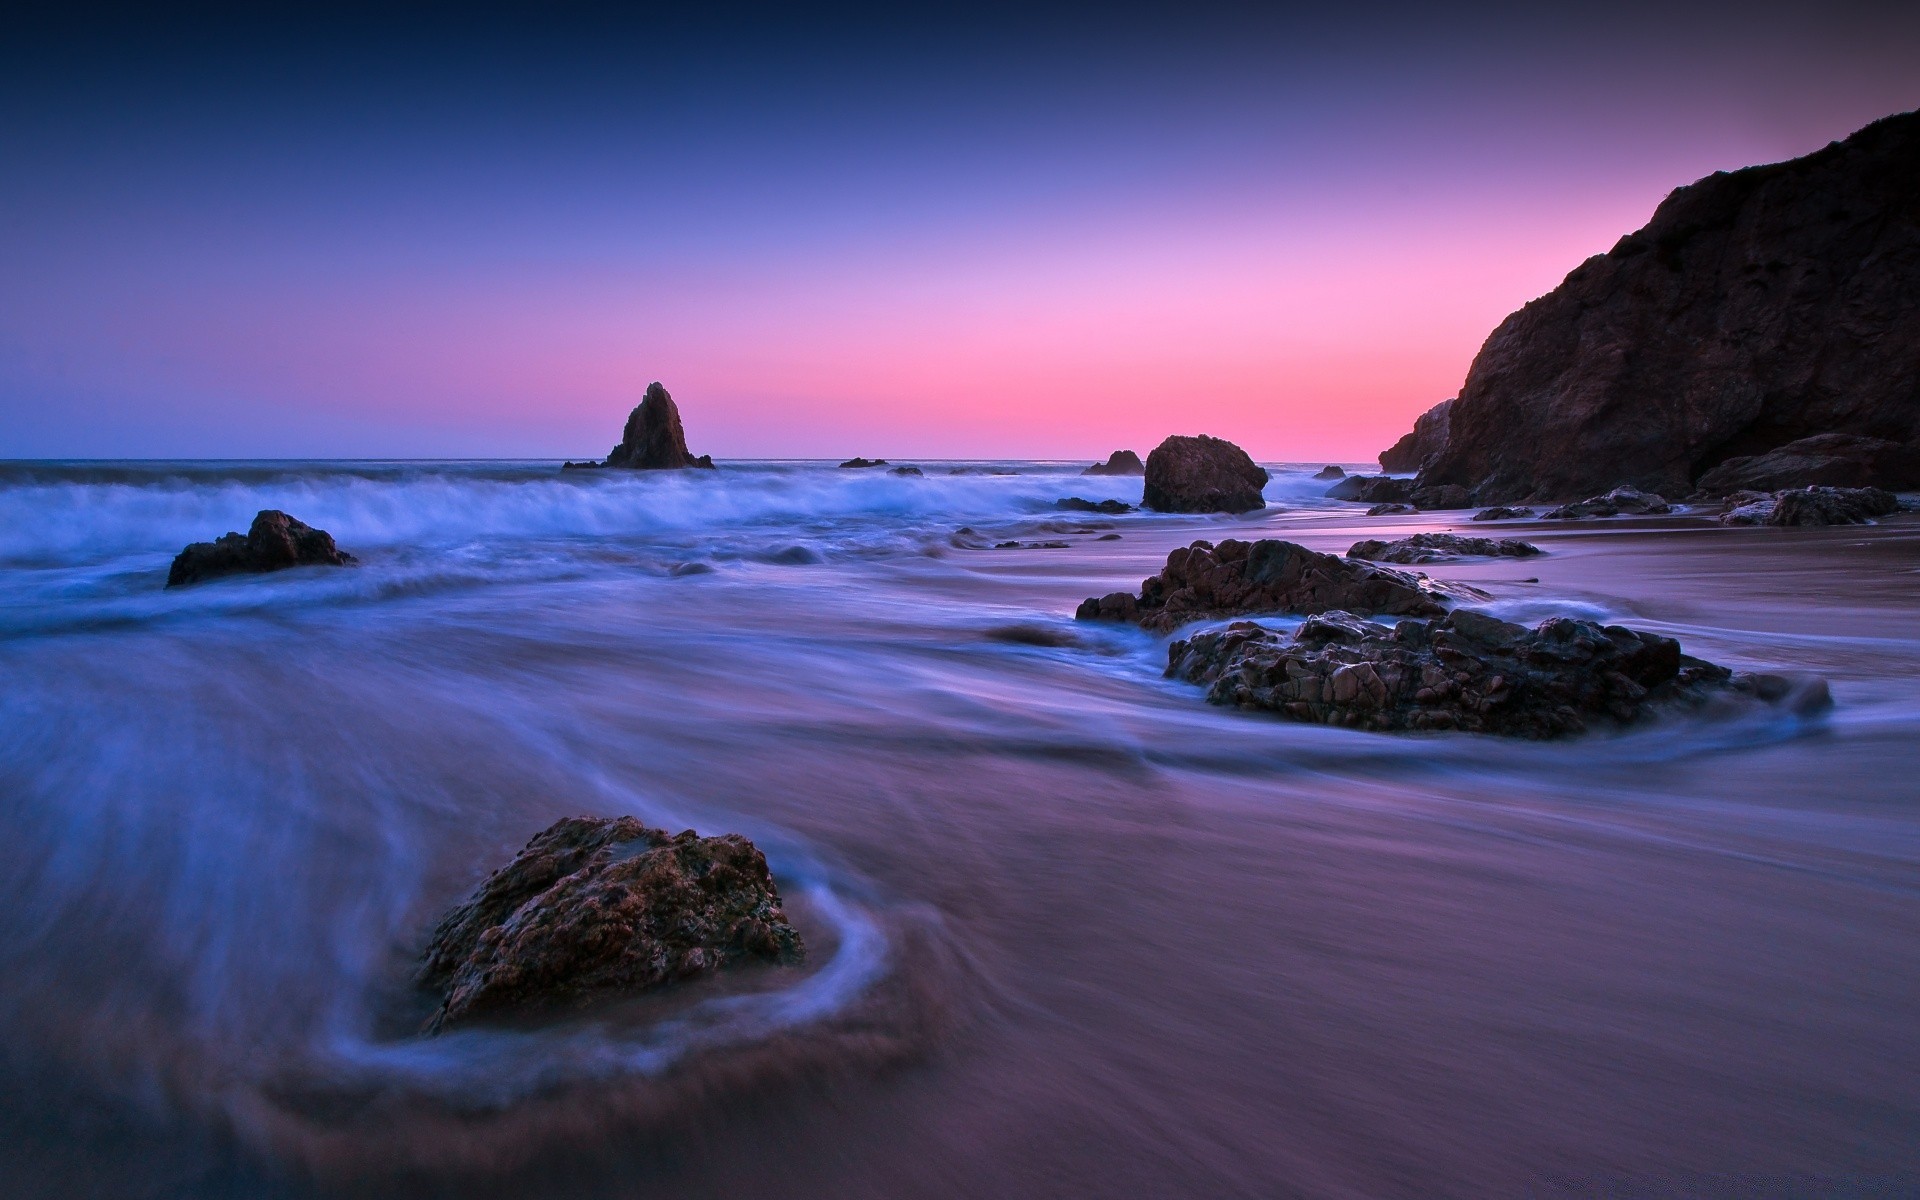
[
  {"left": 420, "top": 816, "right": 803, "bottom": 1033},
  {"left": 1168, "top": 609, "right": 1825, "bottom": 739},
  {"left": 1083, "top": 450, "right": 1146, "bottom": 476},
  {"left": 1540, "top": 486, "right": 1671, "bottom": 520},
  {"left": 888, "top": 465, "right": 924, "bottom": 477},
  {"left": 1326, "top": 475, "right": 1414, "bottom": 505},
  {"left": 1142, "top": 435, "right": 1269, "bottom": 513},
  {"left": 1719, "top": 485, "right": 1902, "bottom": 526},
  {"left": 1057, "top": 497, "right": 1137, "bottom": 514},
  {"left": 1347, "top": 533, "right": 1542, "bottom": 565},
  {"left": 599, "top": 382, "right": 715, "bottom": 470},
  {"left": 166, "top": 510, "right": 355, "bottom": 588},
  {"left": 1472, "top": 506, "right": 1535, "bottom": 521},
  {"left": 1696, "top": 434, "right": 1920, "bottom": 495},
  {"left": 839, "top": 457, "right": 888, "bottom": 469},
  {"left": 1378, "top": 399, "right": 1453, "bottom": 473},
  {"left": 1076, "top": 538, "right": 1446, "bottom": 633},
  {"left": 1314, "top": 465, "right": 1347, "bottom": 480}
]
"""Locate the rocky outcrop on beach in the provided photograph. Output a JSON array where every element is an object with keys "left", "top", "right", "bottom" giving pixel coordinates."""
[
  {"left": 1718, "top": 485, "right": 1903, "bottom": 526},
  {"left": 1314, "top": 465, "right": 1346, "bottom": 480},
  {"left": 1142, "top": 436, "right": 1269, "bottom": 513},
  {"left": 589, "top": 382, "right": 715, "bottom": 470},
  {"left": 1167, "top": 609, "right": 1825, "bottom": 739},
  {"left": 1472, "top": 507, "right": 1535, "bottom": 521},
  {"left": 1326, "top": 475, "right": 1414, "bottom": 505},
  {"left": 1540, "top": 486, "right": 1671, "bottom": 520},
  {"left": 166, "top": 510, "right": 355, "bottom": 588},
  {"left": 1083, "top": 450, "right": 1145, "bottom": 476},
  {"left": 1076, "top": 538, "right": 1446, "bottom": 633},
  {"left": 1378, "top": 399, "right": 1453, "bottom": 473},
  {"left": 419, "top": 816, "right": 803, "bottom": 1033},
  {"left": 1367, "top": 503, "right": 1413, "bottom": 515},
  {"left": 1408, "top": 484, "right": 1471, "bottom": 511},
  {"left": 839, "top": 457, "right": 887, "bottom": 469},
  {"left": 1694, "top": 434, "right": 1920, "bottom": 494},
  {"left": 1347, "top": 533, "right": 1542, "bottom": 565},
  {"left": 1057, "top": 497, "right": 1136, "bottom": 514},
  {"left": 1411, "top": 110, "right": 1920, "bottom": 504}
]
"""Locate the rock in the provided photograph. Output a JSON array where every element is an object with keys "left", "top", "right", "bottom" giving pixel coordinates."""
[
  {"left": 1314, "top": 465, "right": 1347, "bottom": 480},
  {"left": 1694, "top": 433, "right": 1920, "bottom": 494},
  {"left": 1056, "top": 497, "right": 1137, "bottom": 514},
  {"left": 1083, "top": 450, "right": 1146, "bottom": 476},
  {"left": 1347, "top": 533, "right": 1543, "bottom": 565},
  {"left": 888, "top": 466, "right": 924, "bottom": 477},
  {"left": 1167, "top": 609, "right": 1823, "bottom": 739},
  {"left": 1540, "top": 486, "right": 1672, "bottom": 520},
  {"left": 602, "top": 382, "right": 715, "bottom": 470},
  {"left": 1326, "top": 475, "right": 1415, "bottom": 504},
  {"left": 1142, "top": 435, "right": 1270, "bottom": 513},
  {"left": 1367, "top": 503, "right": 1414, "bottom": 515},
  {"left": 1472, "top": 506, "right": 1535, "bottom": 521},
  {"left": 419, "top": 816, "right": 803, "bottom": 1032},
  {"left": 839, "top": 457, "right": 888, "bottom": 469},
  {"left": 1409, "top": 484, "right": 1471, "bottom": 510},
  {"left": 561, "top": 460, "right": 603, "bottom": 470},
  {"left": 1414, "top": 110, "right": 1920, "bottom": 504},
  {"left": 1733, "top": 485, "right": 1903, "bottom": 526},
  {"left": 1075, "top": 538, "right": 1446, "bottom": 633},
  {"left": 166, "top": 510, "right": 356, "bottom": 588},
  {"left": 996, "top": 540, "right": 1071, "bottom": 550},
  {"left": 1097, "top": 533, "right": 1122, "bottom": 541},
  {"left": 1378, "top": 399, "right": 1453, "bottom": 472}
]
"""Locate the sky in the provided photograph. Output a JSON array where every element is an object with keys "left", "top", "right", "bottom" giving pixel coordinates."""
[{"left": 2, "top": 1, "right": 1918, "bottom": 462}]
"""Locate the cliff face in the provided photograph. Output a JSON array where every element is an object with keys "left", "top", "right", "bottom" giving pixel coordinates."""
[
  {"left": 1378, "top": 399, "right": 1451, "bottom": 473},
  {"left": 1415, "top": 109, "right": 1920, "bottom": 503}
]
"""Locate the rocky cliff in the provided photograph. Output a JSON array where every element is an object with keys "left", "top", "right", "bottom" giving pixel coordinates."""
[{"left": 1414, "top": 109, "right": 1920, "bottom": 503}]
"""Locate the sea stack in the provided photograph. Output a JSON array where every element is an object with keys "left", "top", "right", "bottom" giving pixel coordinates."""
[
  {"left": 1142, "top": 435, "right": 1269, "bottom": 513},
  {"left": 1083, "top": 450, "right": 1145, "bottom": 476},
  {"left": 590, "top": 382, "right": 715, "bottom": 470},
  {"left": 1407, "top": 109, "right": 1920, "bottom": 503}
]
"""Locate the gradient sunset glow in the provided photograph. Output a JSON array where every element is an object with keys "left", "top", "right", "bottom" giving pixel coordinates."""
[{"left": 4, "top": 3, "right": 1918, "bottom": 461}]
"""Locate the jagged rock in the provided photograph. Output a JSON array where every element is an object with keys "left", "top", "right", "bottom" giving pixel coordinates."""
[
  {"left": 1367, "top": 503, "right": 1414, "bottom": 515},
  {"left": 839, "top": 457, "right": 888, "bottom": 469},
  {"left": 1720, "top": 485, "right": 1903, "bottom": 526},
  {"left": 1472, "top": 507, "right": 1535, "bottom": 521},
  {"left": 1075, "top": 538, "right": 1446, "bottom": 633},
  {"left": 1347, "top": 533, "right": 1542, "bottom": 565},
  {"left": 1314, "top": 465, "right": 1347, "bottom": 480},
  {"left": 888, "top": 466, "right": 924, "bottom": 477},
  {"left": 1167, "top": 609, "right": 1826, "bottom": 739},
  {"left": 1379, "top": 399, "right": 1453, "bottom": 472},
  {"left": 1057, "top": 497, "right": 1137, "bottom": 514},
  {"left": 166, "top": 510, "right": 355, "bottom": 588},
  {"left": 1414, "top": 110, "right": 1920, "bottom": 503},
  {"left": 1541, "top": 486, "right": 1672, "bottom": 520},
  {"left": 599, "top": 383, "right": 715, "bottom": 470},
  {"left": 1083, "top": 450, "right": 1146, "bottom": 476},
  {"left": 1326, "top": 475, "right": 1415, "bottom": 505},
  {"left": 419, "top": 816, "right": 803, "bottom": 1033},
  {"left": 1410, "top": 484, "right": 1471, "bottom": 510},
  {"left": 1694, "top": 434, "right": 1920, "bottom": 494},
  {"left": 1142, "top": 436, "right": 1270, "bottom": 513}
]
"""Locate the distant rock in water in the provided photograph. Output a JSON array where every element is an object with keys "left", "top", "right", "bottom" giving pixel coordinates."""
[
  {"left": 419, "top": 816, "right": 803, "bottom": 1033},
  {"left": 1719, "top": 485, "right": 1902, "bottom": 527},
  {"left": 1314, "top": 465, "right": 1347, "bottom": 480},
  {"left": 166, "top": 510, "right": 355, "bottom": 588},
  {"left": 1347, "top": 533, "right": 1542, "bottom": 565},
  {"left": 1143, "top": 436, "right": 1269, "bottom": 513},
  {"left": 1326, "top": 475, "right": 1414, "bottom": 505},
  {"left": 839, "top": 457, "right": 888, "bottom": 469},
  {"left": 1076, "top": 537, "right": 1445, "bottom": 633},
  {"left": 1168, "top": 610, "right": 1826, "bottom": 739},
  {"left": 1414, "top": 109, "right": 1920, "bottom": 503},
  {"left": 888, "top": 465, "right": 924, "bottom": 477},
  {"left": 1378, "top": 399, "right": 1452, "bottom": 473},
  {"left": 1057, "top": 497, "right": 1136, "bottom": 514},
  {"left": 1540, "top": 486, "right": 1671, "bottom": 520},
  {"left": 1083, "top": 450, "right": 1145, "bottom": 476},
  {"left": 589, "top": 382, "right": 715, "bottom": 471},
  {"left": 1695, "top": 434, "right": 1920, "bottom": 495}
]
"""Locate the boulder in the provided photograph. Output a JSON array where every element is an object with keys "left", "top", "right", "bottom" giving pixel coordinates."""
[
  {"left": 1075, "top": 538, "right": 1446, "bottom": 633},
  {"left": 1413, "top": 110, "right": 1920, "bottom": 503},
  {"left": 1167, "top": 609, "right": 1826, "bottom": 739},
  {"left": 1083, "top": 450, "right": 1146, "bottom": 476},
  {"left": 1694, "top": 433, "right": 1920, "bottom": 494},
  {"left": 1367, "top": 503, "right": 1414, "bottom": 515},
  {"left": 1142, "top": 435, "right": 1270, "bottom": 513},
  {"left": 1409, "top": 484, "right": 1471, "bottom": 510},
  {"left": 602, "top": 382, "right": 715, "bottom": 470},
  {"left": 1472, "top": 506, "right": 1535, "bottom": 521},
  {"left": 1314, "top": 465, "right": 1347, "bottom": 480},
  {"left": 1347, "top": 533, "right": 1542, "bottom": 565},
  {"left": 839, "top": 457, "right": 887, "bottom": 469},
  {"left": 1326, "top": 475, "right": 1415, "bottom": 504},
  {"left": 419, "top": 816, "right": 803, "bottom": 1033},
  {"left": 1540, "top": 486, "right": 1671, "bottom": 520},
  {"left": 1378, "top": 399, "right": 1453, "bottom": 472},
  {"left": 1720, "top": 485, "right": 1903, "bottom": 526},
  {"left": 1057, "top": 497, "right": 1137, "bottom": 514},
  {"left": 166, "top": 510, "right": 356, "bottom": 588}
]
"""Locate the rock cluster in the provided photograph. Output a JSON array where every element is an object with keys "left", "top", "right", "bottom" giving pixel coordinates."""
[
  {"left": 1083, "top": 450, "right": 1146, "bottom": 476},
  {"left": 587, "top": 383, "right": 714, "bottom": 470},
  {"left": 1167, "top": 609, "right": 1824, "bottom": 739},
  {"left": 167, "top": 510, "right": 355, "bottom": 588},
  {"left": 1076, "top": 538, "right": 1446, "bottom": 633},
  {"left": 1410, "top": 109, "right": 1920, "bottom": 503},
  {"left": 1347, "top": 533, "right": 1542, "bottom": 565},
  {"left": 419, "top": 816, "right": 803, "bottom": 1033},
  {"left": 1142, "top": 435, "right": 1269, "bottom": 513},
  {"left": 1718, "top": 485, "right": 1903, "bottom": 526},
  {"left": 1540, "top": 486, "right": 1671, "bottom": 520},
  {"left": 1378, "top": 399, "right": 1453, "bottom": 473},
  {"left": 1057, "top": 497, "right": 1137, "bottom": 514}
]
